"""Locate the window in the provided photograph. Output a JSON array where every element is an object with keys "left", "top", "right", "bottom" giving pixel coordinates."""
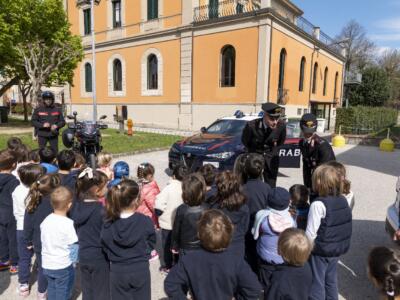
[
  {"left": 112, "top": 0, "right": 122, "bottom": 28},
  {"left": 312, "top": 62, "right": 318, "bottom": 94},
  {"left": 278, "top": 49, "right": 286, "bottom": 91},
  {"left": 83, "top": 8, "right": 91, "bottom": 36},
  {"left": 84, "top": 63, "right": 92, "bottom": 93},
  {"left": 334, "top": 72, "right": 339, "bottom": 99},
  {"left": 147, "top": 54, "right": 158, "bottom": 90},
  {"left": 220, "top": 45, "right": 236, "bottom": 87},
  {"left": 299, "top": 57, "right": 306, "bottom": 92},
  {"left": 147, "top": 0, "right": 158, "bottom": 20},
  {"left": 113, "top": 59, "right": 122, "bottom": 91},
  {"left": 323, "top": 67, "right": 328, "bottom": 96},
  {"left": 209, "top": 0, "right": 219, "bottom": 18},
  {"left": 297, "top": 108, "right": 302, "bottom": 116}
]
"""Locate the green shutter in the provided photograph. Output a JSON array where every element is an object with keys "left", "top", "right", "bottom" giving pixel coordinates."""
[
  {"left": 209, "top": 0, "right": 219, "bottom": 18},
  {"left": 148, "top": 0, "right": 158, "bottom": 20},
  {"left": 84, "top": 9, "right": 91, "bottom": 35},
  {"left": 85, "top": 63, "right": 92, "bottom": 93}
]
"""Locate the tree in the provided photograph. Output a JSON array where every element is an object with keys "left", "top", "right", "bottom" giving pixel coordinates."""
[
  {"left": 378, "top": 49, "right": 400, "bottom": 105},
  {"left": 348, "top": 66, "right": 391, "bottom": 106},
  {"left": 335, "top": 20, "right": 376, "bottom": 72},
  {"left": 0, "top": 0, "right": 83, "bottom": 105}
]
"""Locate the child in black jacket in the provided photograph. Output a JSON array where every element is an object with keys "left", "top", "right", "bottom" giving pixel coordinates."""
[
  {"left": 56, "top": 150, "right": 77, "bottom": 192},
  {"left": 70, "top": 168, "right": 109, "bottom": 300},
  {"left": 24, "top": 173, "right": 60, "bottom": 298},
  {"left": 101, "top": 179, "right": 156, "bottom": 300},
  {"left": 0, "top": 149, "right": 19, "bottom": 273},
  {"left": 171, "top": 173, "right": 208, "bottom": 255},
  {"left": 165, "top": 209, "right": 262, "bottom": 300},
  {"left": 265, "top": 228, "right": 313, "bottom": 300}
]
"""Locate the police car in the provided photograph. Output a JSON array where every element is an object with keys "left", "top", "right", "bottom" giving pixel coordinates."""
[{"left": 168, "top": 111, "right": 302, "bottom": 172}]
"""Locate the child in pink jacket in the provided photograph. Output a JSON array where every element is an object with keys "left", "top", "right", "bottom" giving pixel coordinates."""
[{"left": 136, "top": 162, "right": 160, "bottom": 260}]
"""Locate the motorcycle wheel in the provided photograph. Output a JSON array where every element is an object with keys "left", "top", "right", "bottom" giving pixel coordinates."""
[{"left": 89, "top": 153, "right": 97, "bottom": 169}]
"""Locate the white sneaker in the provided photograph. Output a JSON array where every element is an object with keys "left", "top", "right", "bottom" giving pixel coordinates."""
[
  {"left": 17, "top": 283, "right": 30, "bottom": 297},
  {"left": 149, "top": 250, "right": 159, "bottom": 262},
  {"left": 37, "top": 291, "right": 47, "bottom": 300}
]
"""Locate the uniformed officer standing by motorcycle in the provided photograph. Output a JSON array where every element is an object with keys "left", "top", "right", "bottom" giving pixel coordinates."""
[
  {"left": 31, "top": 91, "right": 65, "bottom": 154},
  {"left": 299, "top": 113, "right": 336, "bottom": 189},
  {"left": 242, "top": 103, "right": 286, "bottom": 187}
]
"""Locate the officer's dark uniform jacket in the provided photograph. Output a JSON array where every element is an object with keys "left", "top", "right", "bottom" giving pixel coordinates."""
[
  {"left": 313, "top": 196, "right": 352, "bottom": 257},
  {"left": 242, "top": 118, "right": 286, "bottom": 187},
  {"left": 31, "top": 105, "right": 65, "bottom": 137},
  {"left": 299, "top": 135, "right": 335, "bottom": 189}
]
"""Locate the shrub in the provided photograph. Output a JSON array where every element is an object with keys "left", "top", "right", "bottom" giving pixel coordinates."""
[
  {"left": 12, "top": 103, "right": 32, "bottom": 115},
  {"left": 335, "top": 106, "right": 398, "bottom": 135}
]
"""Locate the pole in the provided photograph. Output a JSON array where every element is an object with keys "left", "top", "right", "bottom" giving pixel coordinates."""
[{"left": 91, "top": 0, "right": 97, "bottom": 122}]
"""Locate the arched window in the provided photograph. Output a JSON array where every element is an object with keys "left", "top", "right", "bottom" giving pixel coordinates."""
[
  {"left": 221, "top": 45, "right": 236, "bottom": 87},
  {"left": 84, "top": 63, "right": 92, "bottom": 93},
  {"left": 148, "top": 0, "right": 158, "bottom": 20},
  {"left": 323, "top": 67, "right": 328, "bottom": 96},
  {"left": 278, "top": 49, "right": 287, "bottom": 92},
  {"left": 147, "top": 54, "right": 158, "bottom": 90},
  {"left": 113, "top": 59, "right": 122, "bottom": 91},
  {"left": 299, "top": 57, "right": 306, "bottom": 92},
  {"left": 334, "top": 72, "right": 339, "bottom": 99},
  {"left": 312, "top": 62, "right": 318, "bottom": 94}
]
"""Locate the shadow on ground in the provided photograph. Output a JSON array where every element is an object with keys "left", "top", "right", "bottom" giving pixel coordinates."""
[
  {"left": 336, "top": 145, "right": 400, "bottom": 177},
  {"left": 0, "top": 269, "right": 10, "bottom": 296},
  {"left": 338, "top": 219, "right": 395, "bottom": 299}
]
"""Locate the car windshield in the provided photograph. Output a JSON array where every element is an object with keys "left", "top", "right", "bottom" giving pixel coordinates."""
[
  {"left": 206, "top": 119, "right": 247, "bottom": 136},
  {"left": 286, "top": 120, "right": 302, "bottom": 138}
]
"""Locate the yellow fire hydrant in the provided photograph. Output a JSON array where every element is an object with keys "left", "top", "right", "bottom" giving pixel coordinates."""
[
  {"left": 379, "top": 128, "right": 395, "bottom": 152},
  {"left": 127, "top": 118, "right": 133, "bottom": 136}
]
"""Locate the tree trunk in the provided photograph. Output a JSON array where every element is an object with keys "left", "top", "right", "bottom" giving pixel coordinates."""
[
  {"left": 0, "top": 77, "right": 19, "bottom": 98},
  {"left": 22, "top": 94, "right": 28, "bottom": 121}
]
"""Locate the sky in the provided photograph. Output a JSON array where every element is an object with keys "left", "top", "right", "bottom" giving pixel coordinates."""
[{"left": 291, "top": 0, "right": 400, "bottom": 53}]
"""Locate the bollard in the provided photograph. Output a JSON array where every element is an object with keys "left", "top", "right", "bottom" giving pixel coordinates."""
[
  {"left": 379, "top": 128, "right": 395, "bottom": 152},
  {"left": 127, "top": 118, "right": 133, "bottom": 136},
  {"left": 332, "top": 125, "right": 346, "bottom": 148}
]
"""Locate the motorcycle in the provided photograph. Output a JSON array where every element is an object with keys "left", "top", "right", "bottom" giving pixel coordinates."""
[{"left": 62, "top": 111, "right": 108, "bottom": 168}]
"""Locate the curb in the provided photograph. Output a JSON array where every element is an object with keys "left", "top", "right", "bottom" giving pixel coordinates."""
[{"left": 111, "top": 147, "right": 170, "bottom": 158}]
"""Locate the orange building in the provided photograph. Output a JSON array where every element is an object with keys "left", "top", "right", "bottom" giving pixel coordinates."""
[{"left": 65, "top": 0, "right": 345, "bottom": 131}]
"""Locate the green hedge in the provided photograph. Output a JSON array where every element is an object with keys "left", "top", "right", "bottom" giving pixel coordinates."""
[
  {"left": 335, "top": 106, "right": 398, "bottom": 134},
  {"left": 12, "top": 103, "right": 32, "bottom": 115}
]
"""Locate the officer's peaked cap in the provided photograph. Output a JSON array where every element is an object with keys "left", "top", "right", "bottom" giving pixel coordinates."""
[
  {"left": 261, "top": 103, "right": 283, "bottom": 117},
  {"left": 300, "top": 113, "right": 318, "bottom": 133}
]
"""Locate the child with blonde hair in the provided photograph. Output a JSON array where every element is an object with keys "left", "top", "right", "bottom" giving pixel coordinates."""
[{"left": 97, "top": 152, "right": 113, "bottom": 180}]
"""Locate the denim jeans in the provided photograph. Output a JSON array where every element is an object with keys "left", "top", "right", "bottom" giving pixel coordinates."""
[
  {"left": 0, "top": 216, "right": 18, "bottom": 265},
  {"left": 43, "top": 265, "right": 75, "bottom": 300},
  {"left": 309, "top": 255, "right": 339, "bottom": 300},
  {"left": 16, "top": 230, "right": 33, "bottom": 284},
  {"left": 35, "top": 252, "right": 48, "bottom": 293}
]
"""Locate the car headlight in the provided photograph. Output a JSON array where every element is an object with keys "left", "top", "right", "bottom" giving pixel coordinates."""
[{"left": 206, "top": 152, "right": 235, "bottom": 159}]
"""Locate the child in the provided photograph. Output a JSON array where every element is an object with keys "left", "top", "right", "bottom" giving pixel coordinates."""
[
  {"left": 39, "top": 147, "right": 58, "bottom": 174},
  {"left": 325, "top": 161, "right": 355, "bottom": 210},
  {"left": 252, "top": 187, "right": 296, "bottom": 290},
  {"left": 265, "top": 228, "right": 313, "bottom": 299},
  {"left": 306, "top": 164, "right": 352, "bottom": 300},
  {"left": 0, "top": 149, "right": 19, "bottom": 273},
  {"left": 233, "top": 153, "right": 249, "bottom": 185},
  {"left": 28, "top": 149, "right": 41, "bottom": 164},
  {"left": 198, "top": 164, "right": 217, "bottom": 204},
  {"left": 57, "top": 150, "right": 77, "bottom": 192},
  {"left": 214, "top": 171, "right": 249, "bottom": 257},
  {"left": 289, "top": 184, "right": 310, "bottom": 230},
  {"left": 155, "top": 164, "right": 187, "bottom": 272},
  {"left": 136, "top": 162, "right": 160, "bottom": 227},
  {"left": 101, "top": 179, "right": 156, "bottom": 300},
  {"left": 242, "top": 153, "right": 271, "bottom": 271},
  {"left": 136, "top": 162, "right": 160, "bottom": 260},
  {"left": 11, "top": 144, "right": 31, "bottom": 179},
  {"left": 368, "top": 246, "right": 400, "bottom": 300},
  {"left": 73, "top": 153, "right": 87, "bottom": 171},
  {"left": 165, "top": 209, "right": 262, "bottom": 300},
  {"left": 41, "top": 187, "right": 78, "bottom": 300},
  {"left": 7, "top": 137, "right": 23, "bottom": 151},
  {"left": 97, "top": 152, "right": 114, "bottom": 180},
  {"left": 108, "top": 161, "right": 129, "bottom": 188},
  {"left": 70, "top": 168, "right": 109, "bottom": 300},
  {"left": 12, "top": 164, "right": 45, "bottom": 296},
  {"left": 171, "top": 173, "right": 208, "bottom": 255},
  {"left": 24, "top": 173, "right": 60, "bottom": 299}
]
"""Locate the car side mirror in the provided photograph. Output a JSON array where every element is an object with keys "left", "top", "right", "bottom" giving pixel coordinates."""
[
  {"left": 200, "top": 127, "right": 207, "bottom": 133},
  {"left": 100, "top": 115, "right": 107, "bottom": 120}
]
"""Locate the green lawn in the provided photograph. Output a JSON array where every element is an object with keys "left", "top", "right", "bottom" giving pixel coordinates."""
[
  {"left": 2, "top": 117, "right": 31, "bottom": 127},
  {"left": 0, "top": 129, "right": 182, "bottom": 154}
]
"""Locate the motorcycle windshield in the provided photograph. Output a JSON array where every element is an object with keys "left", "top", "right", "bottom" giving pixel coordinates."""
[{"left": 83, "top": 122, "right": 96, "bottom": 135}]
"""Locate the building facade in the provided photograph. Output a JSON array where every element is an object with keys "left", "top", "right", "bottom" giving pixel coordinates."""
[{"left": 66, "top": 0, "right": 345, "bottom": 131}]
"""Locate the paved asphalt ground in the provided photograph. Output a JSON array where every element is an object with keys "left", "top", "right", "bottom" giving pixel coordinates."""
[{"left": 1, "top": 144, "right": 399, "bottom": 299}]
